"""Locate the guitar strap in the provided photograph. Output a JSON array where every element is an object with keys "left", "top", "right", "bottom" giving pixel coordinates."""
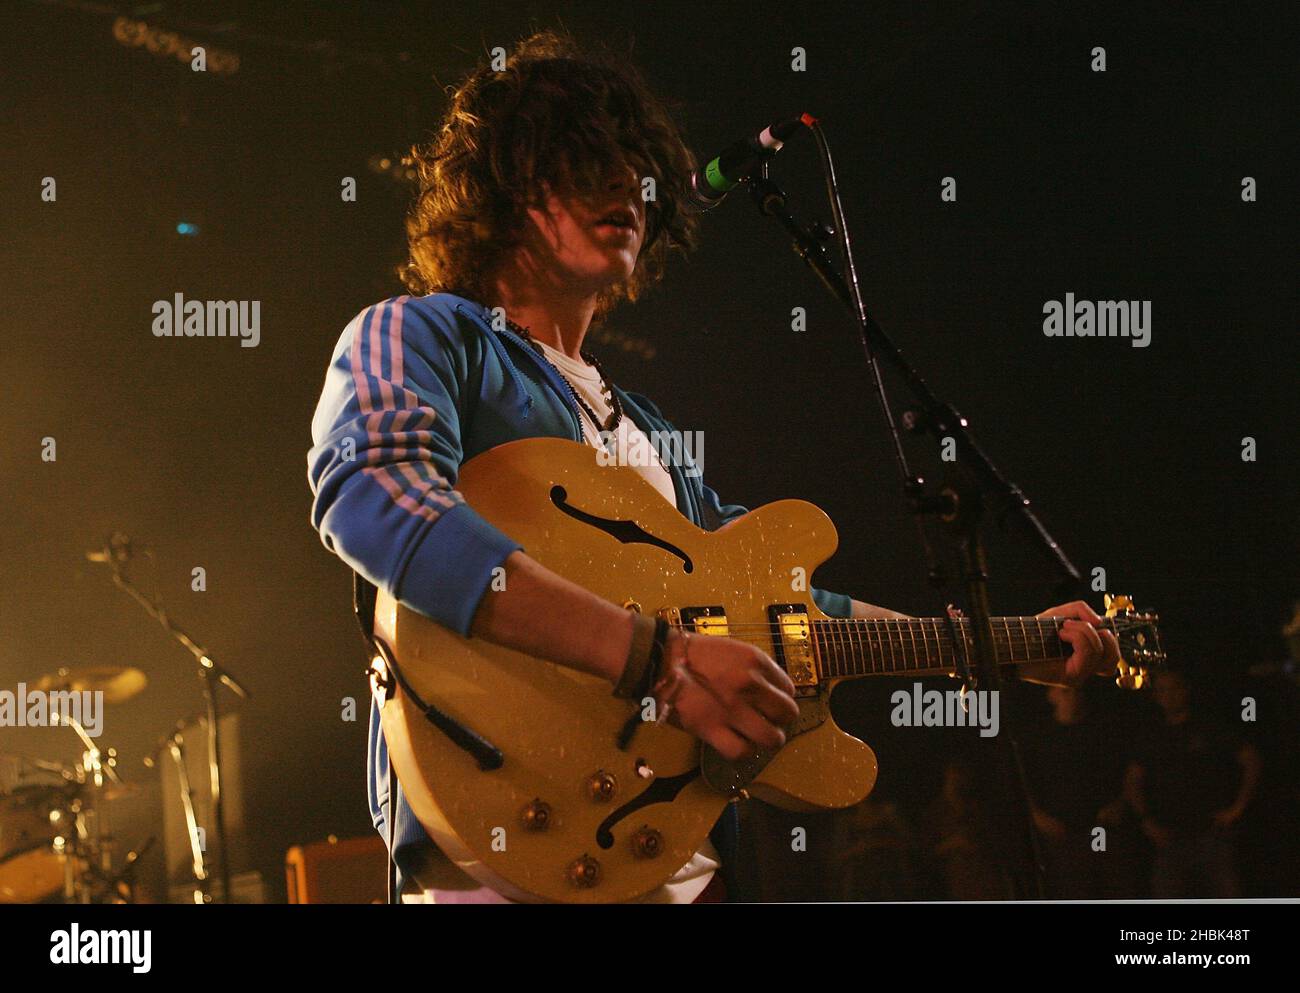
[
  {"left": 696, "top": 488, "right": 723, "bottom": 533},
  {"left": 353, "top": 572, "right": 401, "bottom": 904}
]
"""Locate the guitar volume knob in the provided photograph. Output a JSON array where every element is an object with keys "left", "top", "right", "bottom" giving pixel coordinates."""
[
  {"left": 630, "top": 826, "right": 664, "bottom": 859},
  {"left": 567, "top": 854, "right": 601, "bottom": 888},
  {"left": 587, "top": 770, "right": 617, "bottom": 802},
  {"left": 521, "top": 799, "right": 552, "bottom": 831}
]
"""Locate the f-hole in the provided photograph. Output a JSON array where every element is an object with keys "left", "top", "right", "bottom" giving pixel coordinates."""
[{"left": 550, "top": 485, "right": 693, "bottom": 573}]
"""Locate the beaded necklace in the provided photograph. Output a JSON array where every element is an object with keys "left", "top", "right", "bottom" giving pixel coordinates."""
[{"left": 505, "top": 318, "right": 624, "bottom": 436}]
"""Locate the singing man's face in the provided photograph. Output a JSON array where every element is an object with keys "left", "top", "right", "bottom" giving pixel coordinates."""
[{"left": 521, "top": 165, "right": 646, "bottom": 296}]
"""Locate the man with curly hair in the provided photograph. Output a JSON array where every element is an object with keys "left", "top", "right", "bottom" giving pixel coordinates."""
[{"left": 308, "top": 30, "right": 1118, "bottom": 903}]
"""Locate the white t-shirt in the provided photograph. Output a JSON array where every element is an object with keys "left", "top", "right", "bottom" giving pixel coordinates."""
[
  {"left": 417, "top": 339, "right": 720, "bottom": 904},
  {"left": 534, "top": 339, "right": 679, "bottom": 508}
]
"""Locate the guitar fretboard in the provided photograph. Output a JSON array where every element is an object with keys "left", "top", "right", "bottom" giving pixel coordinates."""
[{"left": 811, "top": 616, "right": 1119, "bottom": 679}]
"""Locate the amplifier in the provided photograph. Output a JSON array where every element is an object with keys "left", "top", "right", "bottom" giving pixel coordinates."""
[{"left": 285, "top": 835, "right": 387, "bottom": 904}]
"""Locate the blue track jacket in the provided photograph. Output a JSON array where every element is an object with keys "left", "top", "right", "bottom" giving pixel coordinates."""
[{"left": 307, "top": 293, "right": 853, "bottom": 898}]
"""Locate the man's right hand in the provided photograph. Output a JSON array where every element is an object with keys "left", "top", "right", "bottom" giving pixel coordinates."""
[
  {"left": 656, "top": 630, "right": 799, "bottom": 762},
  {"left": 468, "top": 553, "right": 798, "bottom": 763}
]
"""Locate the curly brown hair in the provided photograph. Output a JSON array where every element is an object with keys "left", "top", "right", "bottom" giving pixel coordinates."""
[{"left": 400, "top": 30, "right": 698, "bottom": 317}]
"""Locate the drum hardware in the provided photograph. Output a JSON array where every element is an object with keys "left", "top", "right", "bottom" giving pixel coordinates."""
[
  {"left": 86, "top": 531, "right": 251, "bottom": 903},
  {"left": 144, "top": 723, "right": 212, "bottom": 903},
  {"left": 1, "top": 684, "right": 147, "bottom": 903}
]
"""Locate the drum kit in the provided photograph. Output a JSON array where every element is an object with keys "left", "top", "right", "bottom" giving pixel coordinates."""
[
  {"left": 0, "top": 665, "right": 153, "bottom": 904},
  {"left": 0, "top": 533, "right": 251, "bottom": 904}
]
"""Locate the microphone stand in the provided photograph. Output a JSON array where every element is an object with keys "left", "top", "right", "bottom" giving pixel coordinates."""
[
  {"left": 92, "top": 540, "right": 250, "bottom": 903},
  {"left": 742, "top": 130, "right": 1082, "bottom": 898}
]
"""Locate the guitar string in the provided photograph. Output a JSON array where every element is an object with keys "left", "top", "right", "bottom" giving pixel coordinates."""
[
  {"left": 660, "top": 620, "right": 1133, "bottom": 657},
  {"left": 660, "top": 618, "right": 1137, "bottom": 673},
  {"left": 660, "top": 618, "right": 1133, "bottom": 634},
  {"left": 663, "top": 632, "right": 1072, "bottom": 675}
]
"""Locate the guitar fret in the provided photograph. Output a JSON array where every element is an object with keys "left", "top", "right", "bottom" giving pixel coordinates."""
[
  {"left": 843, "top": 618, "right": 855, "bottom": 677},
  {"left": 834, "top": 619, "right": 846, "bottom": 677},
  {"left": 821, "top": 621, "right": 831, "bottom": 678},
  {"left": 1042, "top": 618, "right": 1060, "bottom": 660},
  {"left": 809, "top": 616, "right": 825, "bottom": 680},
  {"left": 827, "top": 619, "right": 839, "bottom": 678},
  {"left": 824, "top": 619, "right": 835, "bottom": 678},
  {"left": 841, "top": 620, "right": 854, "bottom": 676},
  {"left": 1045, "top": 618, "right": 1062, "bottom": 660}
]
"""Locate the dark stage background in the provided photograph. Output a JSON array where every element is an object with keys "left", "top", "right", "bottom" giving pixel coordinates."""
[{"left": 2, "top": 1, "right": 1295, "bottom": 901}]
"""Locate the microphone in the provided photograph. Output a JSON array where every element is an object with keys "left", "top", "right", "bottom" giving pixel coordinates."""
[
  {"left": 685, "top": 113, "right": 817, "bottom": 212},
  {"left": 86, "top": 532, "right": 134, "bottom": 565}
]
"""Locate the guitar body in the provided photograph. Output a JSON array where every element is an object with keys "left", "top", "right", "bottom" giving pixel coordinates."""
[{"left": 372, "top": 438, "right": 878, "bottom": 903}]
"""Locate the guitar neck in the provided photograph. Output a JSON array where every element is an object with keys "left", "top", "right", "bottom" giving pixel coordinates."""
[{"left": 810, "top": 615, "right": 1118, "bottom": 680}]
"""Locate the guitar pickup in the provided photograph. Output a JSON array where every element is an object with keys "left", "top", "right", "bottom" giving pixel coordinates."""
[{"left": 767, "top": 605, "right": 818, "bottom": 690}]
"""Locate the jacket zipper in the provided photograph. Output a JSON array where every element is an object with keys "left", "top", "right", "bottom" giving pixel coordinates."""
[{"left": 491, "top": 322, "right": 586, "bottom": 443}]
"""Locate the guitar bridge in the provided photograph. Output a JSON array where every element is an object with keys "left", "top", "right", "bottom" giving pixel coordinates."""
[{"left": 658, "top": 606, "right": 729, "bottom": 637}]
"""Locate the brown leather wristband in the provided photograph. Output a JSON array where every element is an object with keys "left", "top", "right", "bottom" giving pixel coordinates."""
[{"left": 613, "top": 612, "right": 657, "bottom": 699}]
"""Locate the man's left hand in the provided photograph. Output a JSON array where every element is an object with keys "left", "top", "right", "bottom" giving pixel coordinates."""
[{"left": 1017, "top": 600, "right": 1122, "bottom": 688}]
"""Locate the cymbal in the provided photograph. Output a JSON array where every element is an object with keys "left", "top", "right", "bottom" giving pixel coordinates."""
[{"left": 35, "top": 666, "right": 147, "bottom": 704}]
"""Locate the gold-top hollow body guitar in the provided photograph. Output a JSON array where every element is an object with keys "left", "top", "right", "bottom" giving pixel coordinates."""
[{"left": 369, "top": 438, "right": 1161, "bottom": 903}]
